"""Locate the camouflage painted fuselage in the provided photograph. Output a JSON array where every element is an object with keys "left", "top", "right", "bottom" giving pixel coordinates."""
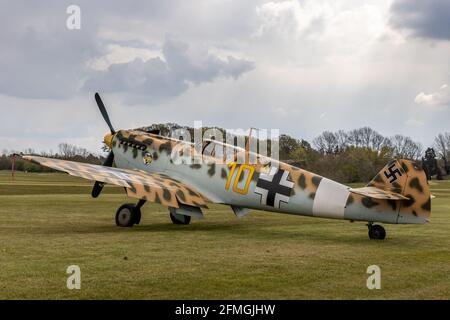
[{"left": 113, "top": 130, "right": 431, "bottom": 225}]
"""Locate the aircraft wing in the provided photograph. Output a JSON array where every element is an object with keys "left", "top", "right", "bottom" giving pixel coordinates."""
[
  {"left": 349, "top": 186, "right": 409, "bottom": 200},
  {"left": 22, "top": 155, "right": 209, "bottom": 208}
]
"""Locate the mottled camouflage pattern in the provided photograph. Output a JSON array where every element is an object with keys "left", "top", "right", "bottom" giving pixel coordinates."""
[
  {"left": 23, "top": 130, "right": 431, "bottom": 225},
  {"left": 349, "top": 187, "right": 409, "bottom": 200},
  {"left": 367, "top": 159, "right": 431, "bottom": 222},
  {"left": 278, "top": 163, "right": 323, "bottom": 200},
  {"left": 22, "top": 155, "right": 208, "bottom": 208}
]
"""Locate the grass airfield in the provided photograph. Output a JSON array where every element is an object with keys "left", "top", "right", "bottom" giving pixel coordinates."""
[{"left": 0, "top": 171, "right": 449, "bottom": 299}]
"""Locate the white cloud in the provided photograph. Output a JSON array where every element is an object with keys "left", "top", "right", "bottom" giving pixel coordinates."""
[
  {"left": 254, "top": 0, "right": 325, "bottom": 38},
  {"left": 83, "top": 37, "right": 255, "bottom": 104},
  {"left": 87, "top": 44, "right": 164, "bottom": 71},
  {"left": 414, "top": 84, "right": 450, "bottom": 106},
  {"left": 254, "top": 0, "right": 392, "bottom": 54},
  {"left": 0, "top": 0, "right": 449, "bottom": 153}
]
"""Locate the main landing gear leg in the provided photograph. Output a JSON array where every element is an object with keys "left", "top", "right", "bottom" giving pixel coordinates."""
[
  {"left": 169, "top": 207, "right": 191, "bottom": 225},
  {"left": 367, "top": 222, "right": 386, "bottom": 240},
  {"left": 115, "top": 199, "right": 146, "bottom": 227}
]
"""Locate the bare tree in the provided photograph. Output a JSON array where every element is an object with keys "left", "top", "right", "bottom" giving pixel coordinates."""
[
  {"left": 390, "top": 135, "right": 422, "bottom": 160},
  {"left": 335, "top": 130, "right": 349, "bottom": 151},
  {"left": 370, "top": 132, "right": 386, "bottom": 151},
  {"left": 57, "top": 143, "right": 90, "bottom": 159},
  {"left": 347, "top": 127, "right": 385, "bottom": 151},
  {"left": 313, "top": 131, "right": 339, "bottom": 154},
  {"left": 347, "top": 128, "right": 363, "bottom": 147},
  {"left": 58, "top": 143, "right": 77, "bottom": 158},
  {"left": 434, "top": 132, "right": 450, "bottom": 160},
  {"left": 434, "top": 132, "right": 450, "bottom": 173},
  {"left": 360, "top": 127, "right": 373, "bottom": 148}
]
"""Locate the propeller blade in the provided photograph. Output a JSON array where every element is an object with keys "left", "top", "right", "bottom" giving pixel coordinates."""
[
  {"left": 102, "top": 150, "right": 115, "bottom": 167},
  {"left": 91, "top": 181, "right": 105, "bottom": 198},
  {"left": 91, "top": 151, "right": 114, "bottom": 198},
  {"left": 95, "top": 92, "right": 115, "bottom": 134}
]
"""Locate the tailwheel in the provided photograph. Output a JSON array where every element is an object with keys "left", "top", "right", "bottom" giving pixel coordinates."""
[
  {"left": 169, "top": 209, "right": 191, "bottom": 225},
  {"left": 115, "top": 203, "right": 142, "bottom": 227},
  {"left": 368, "top": 223, "right": 386, "bottom": 240}
]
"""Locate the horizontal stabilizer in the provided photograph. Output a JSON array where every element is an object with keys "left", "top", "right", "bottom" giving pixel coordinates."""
[{"left": 349, "top": 187, "right": 410, "bottom": 200}]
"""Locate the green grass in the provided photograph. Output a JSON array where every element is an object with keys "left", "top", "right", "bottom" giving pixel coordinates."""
[{"left": 0, "top": 171, "right": 449, "bottom": 299}]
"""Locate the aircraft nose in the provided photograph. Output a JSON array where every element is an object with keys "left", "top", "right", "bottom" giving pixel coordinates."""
[{"left": 104, "top": 133, "right": 114, "bottom": 148}]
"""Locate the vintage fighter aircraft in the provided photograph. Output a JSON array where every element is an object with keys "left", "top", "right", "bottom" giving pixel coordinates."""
[{"left": 21, "top": 93, "right": 432, "bottom": 240}]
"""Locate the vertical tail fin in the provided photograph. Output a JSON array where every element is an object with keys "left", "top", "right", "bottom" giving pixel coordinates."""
[{"left": 367, "top": 159, "right": 431, "bottom": 223}]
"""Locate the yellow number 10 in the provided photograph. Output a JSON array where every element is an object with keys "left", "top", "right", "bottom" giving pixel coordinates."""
[{"left": 225, "top": 162, "right": 255, "bottom": 195}]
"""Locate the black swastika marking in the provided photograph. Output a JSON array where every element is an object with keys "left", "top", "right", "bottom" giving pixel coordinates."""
[{"left": 384, "top": 163, "right": 402, "bottom": 183}]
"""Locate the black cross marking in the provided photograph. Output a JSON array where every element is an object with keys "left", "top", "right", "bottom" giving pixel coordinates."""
[
  {"left": 256, "top": 169, "right": 292, "bottom": 207},
  {"left": 384, "top": 163, "right": 402, "bottom": 183}
]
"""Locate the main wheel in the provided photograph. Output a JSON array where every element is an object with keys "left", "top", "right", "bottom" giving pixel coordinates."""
[
  {"left": 368, "top": 224, "right": 386, "bottom": 240},
  {"left": 169, "top": 212, "right": 191, "bottom": 225},
  {"left": 116, "top": 204, "right": 140, "bottom": 227}
]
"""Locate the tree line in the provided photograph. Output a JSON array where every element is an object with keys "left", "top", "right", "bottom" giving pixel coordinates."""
[
  {"left": 279, "top": 127, "right": 449, "bottom": 183},
  {"left": 0, "top": 143, "right": 104, "bottom": 173},
  {"left": 1, "top": 126, "right": 448, "bottom": 184}
]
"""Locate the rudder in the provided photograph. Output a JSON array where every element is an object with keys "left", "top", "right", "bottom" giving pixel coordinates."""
[{"left": 367, "top": 159, "right": 431, "bottom": 223}]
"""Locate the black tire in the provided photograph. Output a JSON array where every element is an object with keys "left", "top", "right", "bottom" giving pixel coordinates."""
[
  {"left": 369, "top": 225, "right": 386, "bottom": 240},
  {"left": 116, "top": 204, "right": 137, "bottom": 227},
  {"left": 170, "top": 212, "right": 191, "bottom": 225}
]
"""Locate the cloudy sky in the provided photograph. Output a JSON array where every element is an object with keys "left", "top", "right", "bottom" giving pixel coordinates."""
[{"left": 0, "top": 0, "right": 449, "bottom": 154}]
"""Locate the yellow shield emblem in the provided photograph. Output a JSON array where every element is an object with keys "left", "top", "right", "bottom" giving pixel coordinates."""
[{"left": 143, "top": 153, "right": 153, "bottom": 165}]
